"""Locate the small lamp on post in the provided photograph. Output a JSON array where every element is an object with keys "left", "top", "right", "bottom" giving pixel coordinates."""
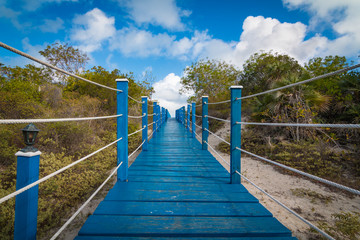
[
  {"left": 14, "top": 123, "right": 41, "bottom": 240},
  {"left": 20, "top": 123, "right": 40, "bottom": 153}
]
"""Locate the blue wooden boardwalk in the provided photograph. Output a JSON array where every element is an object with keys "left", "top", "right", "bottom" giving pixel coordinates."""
[{"left": 75, "top": 119, "right": 296, "bottom": 239}]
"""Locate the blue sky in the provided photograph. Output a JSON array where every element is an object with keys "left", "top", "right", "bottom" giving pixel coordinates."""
[{"left": 0, "top": 0, "right": 359, "bottom": 115}]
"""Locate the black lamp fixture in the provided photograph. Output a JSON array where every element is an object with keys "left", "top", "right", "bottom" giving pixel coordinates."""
[{"left": 21, "top": 123, "right": 40, "bottom": 153}]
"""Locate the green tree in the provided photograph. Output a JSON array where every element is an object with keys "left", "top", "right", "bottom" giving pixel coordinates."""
[
  {"left": 180, "top": 59, "right": 240, "bottom": 104},
  {"left": 39, "top": 43, "right": 90, "bottom": 82}
]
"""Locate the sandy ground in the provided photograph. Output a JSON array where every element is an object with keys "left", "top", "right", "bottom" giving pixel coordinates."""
[
  {"left": 51, "top": 127, "right": 360, "bottom": 240},
  {"left": 200, "top": 121, "right": 360, "bottom": 239}
]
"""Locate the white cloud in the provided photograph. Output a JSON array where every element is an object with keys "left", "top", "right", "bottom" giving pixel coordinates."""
[
  {"left": 70, "top": 8, "right": 116, "bottom": 52},
  {"left": 110, "top": 27, "right": 174, "bottom": 57},
  {"left": 283, "top": 0, "right": 360, "bottom": 58},
  {"left": 0, "top": 0, "right": 21, "bottom": 29},
  {"left": 39, "top": 17, "right": 64, "bottom": 33},
  {"left": 110, "top": 16, "right": 329, "bottom": 67},
  {"left": 152, "top": 73, "right": 193, "bottom": 116},
  {"left": 119, "top": 0, "right": 190, "bottom": 30}
]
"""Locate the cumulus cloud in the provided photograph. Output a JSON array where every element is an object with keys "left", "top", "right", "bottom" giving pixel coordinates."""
[
  {"left": 110, "top": 16, "right": 329, "bottom": 66},
  {"left": 0, "top": 0, "right": 22, "bottom": 29},
  {"left": 39, "top": 17, "right": 64, "bottom": 33},
  {"left": 283, "top": 0, "right": 360, "bottom": 57},
  {"left": 110, "top": 27, "right": 175, "bottom": 57},
  {"left": 118, "top": 0, "right": 190, "bottom": 30},
  {"left": 70, "top": 8, "right": 116, "bottom": 52},
  {"left": 152, "top": 73, "right": 193, "bottom": 116}
]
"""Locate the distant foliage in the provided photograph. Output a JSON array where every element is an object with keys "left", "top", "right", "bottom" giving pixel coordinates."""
[{"left": 0, "top": 43, "right": 152, "bottom": 239}]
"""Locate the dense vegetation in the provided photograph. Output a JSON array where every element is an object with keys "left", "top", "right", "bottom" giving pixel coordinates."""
[
  {"left": 0, "top": 43, "right": 152, "bottom": 239},
  {"left": 181, "top": 52, "right": 360, "bottom": 189},
  {"left": 181, "top": 52, "right": 360, "bottom": 239}
]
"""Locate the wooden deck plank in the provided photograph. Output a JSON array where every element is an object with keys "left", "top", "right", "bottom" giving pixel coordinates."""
[
  {"left": 78, "top": 216, "right": 292, "bottom": 237},
  {"left": 76, "top": 119, "right": 296, "bottom": 239},
  {"left": 76, "top": 237, "right": 297, "bottom": 240},
  {"left": 94, "top": 201, "right": 272, "bottom": 217},
  {"left": 105, "top": 189, "right": 258, "bottom": 202}
]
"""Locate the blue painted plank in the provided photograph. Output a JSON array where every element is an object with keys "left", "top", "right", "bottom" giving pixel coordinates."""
[
  {"left": 127, "top": 176, "right": 229, "bottom": 183},
  {"left": 76, "top": 237, "right": 298, "bottom": 240},
  {"left": 78, "top": 215, "right": 292, "bottom": 237},
  {"left": 129, "top": 165, "right": 228, "bottom": 173},
  {"left": 128, "top": 170, "right": 229, "bottom": 178},
  {"left": 109, "top": 182, "right": 249, "bottom": 193},
  {"left": 94, "top": 201, "right": 272, "bottom": 217},
  {"left": 105, "top": 189, "right": 258, "bottom": 202}
]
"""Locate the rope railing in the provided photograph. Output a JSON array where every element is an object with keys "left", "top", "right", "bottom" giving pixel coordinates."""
[
  {"left": 195, "top": 114, "right": 202, "bottom": 118},
  {"left": 207, "top": 99, "right": 231, "bottom": 105},
  {"left": 0, "top": 137, "right": 123, "bottom": 204},
  {"left": 235, "top": 147, "right": 360, "bottom": 195},
  {"left": 0, "top": 42, "right": 121, "bottom": 92},
  {"left": 235, "top": 170, "right": 334, "bottom": 240},
  {"left": 239, "top": 63, "right": 360, "bottom": 100},
  {"left": 148, "top": 121, "right": 155, "bottom": 126},
  {"left": 204, "top": 138, "right": 334, "bottom": 240},
  {"left": 205, "top": 128, "right": 230, "bottom": 145},
  {"left": 51, "top": 138, "right": 147, "bottom": 239},
  {"left": 128, "top": 126, "right": 146, "bottom": 137},
  {"left": 128, "top": 113, "right": 146, "bottom": 119},
  {"left": 50, "top": 161, "right": 123, "bottom": 240},
  {"left": 236, "top": 121, "right": 360, "bottom": 129},
  {"left": 0, "top": 114, "right": 123, "bottom": 124},
  {"left": 206, "top": 115, "right": 230, "bottom": 123},
  {"left": 128, "top": 95, "right": 144, "bottom": 104},
  {"left": 148, "top": 113, "right": 155, "bottom": 116}
]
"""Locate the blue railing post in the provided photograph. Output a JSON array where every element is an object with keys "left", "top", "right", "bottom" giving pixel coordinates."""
[
  {"left": 157, "top": 105, "right": 160, "bottom": 131},
  {"left": 182, "top": 106, "right": 186, "bottom": 127},
  {"left": 116, "top": 78, "right": 128, "bottom": 182},
  {"left": 14, "top": 148, "right": 41, "bottom": 240},
  {"left": 230, "top": 86, "right": 242, "bottom": 184},
  {"left": 192, "top": 102, "right": 195, "bottom": 138},
  {"left": 153, "top": 101, "right": 157, "bottom": 136},
  {"left": 162, "top": 107, "right": 165, "bottom": 126},
  {"left": 202, "top": 96, "right": 208, "bottom": 150},
  {"left": 142, "top": 96, "right": 148, "bottom": 151},
  {"left": 187, "top": 104, "right": 190, "bottom": 132}
]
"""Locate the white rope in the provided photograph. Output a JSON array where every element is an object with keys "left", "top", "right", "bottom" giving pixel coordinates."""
[
  {"left": 128, "top": 140, "right": 146, "bottom": 159},
  {"left": 51, "top": 139, "right": 147, "bottom": 239},
  {"left": 128, "top": 95, "right": 144, "bottom": 104},
  {"left": 0, "top": 42, "right": 121, "bottom": 92},
  {"left": 239, "top": 63, "right": 360, "bottom": 100},
  {"left": 50, "top": 161, "right": 123, "bottom": 240},
  {"left": 148, "top": 121, "right": 155, "bottom": 127},
  {"left": 128, "top": 113, "right": 146, "bottom": 119},
  {"left": 205, "top": 128, "right": 230, "bottom": 145},
  {"left": 235, "top": 147, "right": 360, "bottom": 195},
  {"left": 148, "top": 113, "right": 155, "bottom": 116},
  {"left": 194, "top": 123, "right": 202, "bottom": 129},
  {"left": 128, "top": 126, "right": 146, "bottom": 137},
  {"left": 207, "top": 99, "right": 231, "bottom": 105},
  {"left": 206, "top": 115, "right": 230, "bottom": 123},
  {"left": 195, "top": 114, "right": 202, "bottom": 118},
  {"left": 0, "top": 114, "right": 122, "bottom": 124},
  {"left": 0, "top": 137, "right": 122, "bottom": 205},
  {"left": 148, "top": 125, "right": 159, "bottom": 140},
  {"left": 194, "top": 130, "right": 201, "bottom": 140},
  {"left": 236, "top": 121, "right": 360, "bottom": 129},
  {"left": 235, "top": 170, "right": 334, "bottom": 240},
  {"left": 204, "top": 141, "right": 230, "bottom": 166}
]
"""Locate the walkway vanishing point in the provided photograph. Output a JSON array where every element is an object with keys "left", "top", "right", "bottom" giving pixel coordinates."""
[{"left": 75, "top": 118, "right": 296, "bottom": 239}]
